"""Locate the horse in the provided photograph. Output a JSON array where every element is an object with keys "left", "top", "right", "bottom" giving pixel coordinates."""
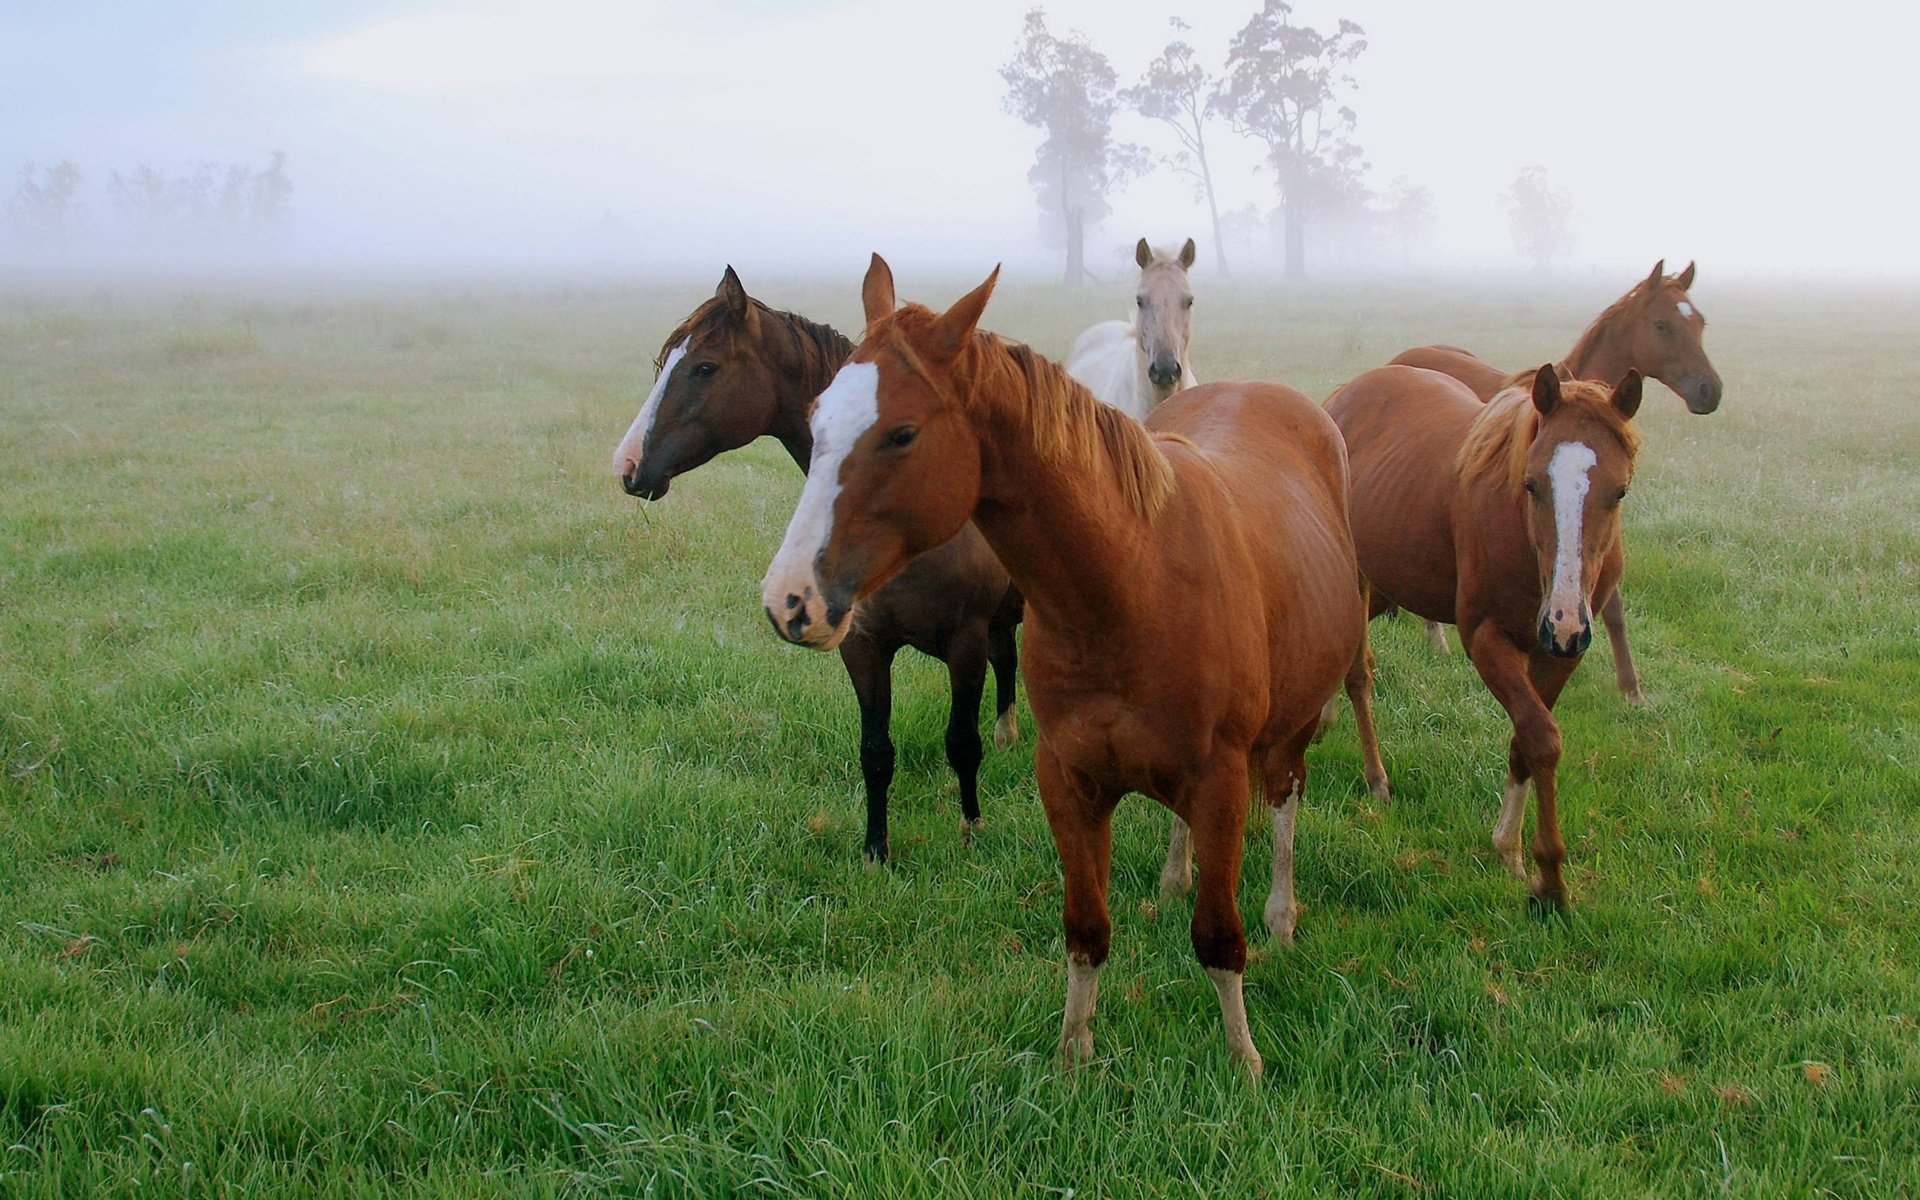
[
  {"left": 1389, "top": 260, "right": 1721, "bottom": 700},
  {"left": 1328, "top": 363, "right": 1643, "bottom": 911},
  {"left": 1065, "top": 237, "right": 1199, "bottom": 419},
  {"left": 611, "top": 265, "right": 1024, "bottom": 864},
  {"left": 760, "top": 256, "right": 1367, "bottom": 1075}
]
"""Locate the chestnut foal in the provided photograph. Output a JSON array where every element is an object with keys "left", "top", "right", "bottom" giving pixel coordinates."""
[
  {"left": 612, "top": 267, "right": 1022, "bottom": 862},
  {"left": 1329, "top": 364, "right": 1643, "bottom": 910},
  {"left": 762, "top": 258, "right": 1365, "bottom": 1074}
]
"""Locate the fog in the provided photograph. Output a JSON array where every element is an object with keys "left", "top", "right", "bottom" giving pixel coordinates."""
[{"left": 4, "top": 0, "right": 1917, "bottom": 282}]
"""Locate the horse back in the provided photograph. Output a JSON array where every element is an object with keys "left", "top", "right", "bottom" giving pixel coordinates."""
[
  {"left": 1148, "top": 382, "right": 1364, "bottom": 734},
  {"left": 1326, "top": 366, "right": 1484, "bottom": 624},
  {"left": 1389, "top": 345, "right": 1508, "bottom": 401},
  {"left": 1066, "top": 320, "right": 1146, "bottom": 419}
]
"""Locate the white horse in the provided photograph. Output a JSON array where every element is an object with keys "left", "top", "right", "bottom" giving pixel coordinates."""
[{"left": 1066, "top": 237, "right": 1199, "bottom": 419}]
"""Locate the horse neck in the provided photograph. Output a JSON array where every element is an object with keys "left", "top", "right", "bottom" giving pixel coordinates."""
[
  {"left": 1559, "top": 303, "right": 1635, "bottom": 385},
  {"left": 963, "top": 355, "right": 1161, "bottom": 637},
  {"left": 764, "top": 311, "right": 855, "bottom": 470}
]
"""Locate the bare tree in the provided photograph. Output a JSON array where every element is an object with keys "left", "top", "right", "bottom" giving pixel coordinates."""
[
  {"left": 1123, "top": 19, "right": 1230, "bottom": 276},
  {"left": 1220, "top": 0, "right": 1368, "bottom": 280},
  {"left": 7, "top": 160, "right": 84, "bottom": 245},
  {"left": 1001, "top": 9, "right": 1145, "bottom": 285},
  {"left": 1379, "top": 176, "right": 1436, "bottom": 267},
  {"left": 1504, "top": 164, "right": 1573, "bottom": 273}
]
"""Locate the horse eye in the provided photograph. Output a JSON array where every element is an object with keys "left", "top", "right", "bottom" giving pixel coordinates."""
[
  {"left": 1523, "top": 479, "right": 1539, "bottom": 497},
  {"left": 1183, "top": 297, "right": 1194, "bottom": 309},
  {"left": 1654, "top": 321, "right": 1673, "bottom": 335},
  {"left": 1616, "top": 486, "right": 1630, "bottom": 503},
  {"left": 691, "top": 361, "right": 718, "bottom": 378},
  {"left": 883, "top": 424, "right": 918, "bottom": 450},
  {"left": 1135, "top": 296, "right": 1146, "bottom": 308}
]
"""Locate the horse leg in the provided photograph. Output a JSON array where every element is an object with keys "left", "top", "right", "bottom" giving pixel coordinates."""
[
  {"left": 1344, "top": 633, "right": 1391, "bottom": 803},
  {"left": 1259, "top": 732, "right": 1315, "bottom": 946},
  {"left": 1465, "top": 627, "right": 1568, "bottom": 908},
  {"left": 1599, "top": 587, "right": 1643, "bottom": 704},
  {"left": 1036, "top": 743, "right": 1119, "bottom": 1066},
  {"left": 987, "top": 599, "right": 1021, "bottom": 750},
  {"left": 943, "top": 624, "right": 989, "bottom": 839},
  {"left": 1182, "top": 756, "right": 1260, "bottom": 1075},
  {"left": 839, "top": 633, "right": 898, "bottom": 865}
]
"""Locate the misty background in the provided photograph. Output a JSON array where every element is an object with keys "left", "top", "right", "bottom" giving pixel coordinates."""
[{"left": 4, "top": 0, "right": 1917, "bottom": 281}]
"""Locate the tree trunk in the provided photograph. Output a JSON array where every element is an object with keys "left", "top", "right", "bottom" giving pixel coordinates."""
[
  {"left": 1064, "top": 205, "right": 1086, "bottom": 286},
  {"left": 1283, "top": 206, "right": 1306, "bottom": 280},
  {"left": 1196, "top": 136, "right": 1228, "bottom": 278}
]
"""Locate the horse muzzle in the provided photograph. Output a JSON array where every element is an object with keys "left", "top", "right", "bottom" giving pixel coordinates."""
[
  {"left": 1686, "top": 374, "right": 1723, "bottom": 415},
  {"left": 760, "top": 573, "right": 854, "bottom": 650},
  {"left": 1538, "top": 610, "right": 1592, "bottom": 658},
  {"left": 1147, "top": 359, "right": 1183, "bottom": 391}
]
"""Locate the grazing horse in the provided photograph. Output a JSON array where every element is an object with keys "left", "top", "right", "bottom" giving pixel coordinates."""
[
  {"left": 1390, "top": 261, "right": 1721, "bottom": 699},
  {"left": 1065, "top": 237, "right": 1199, "bottom": 419},
  {"left": 762, "top": 256, "right": 1366, "bottom": 1075},
  {"left": 611, "top": 266, "right": 1023, "bottom": 863},
  {"left": 1329, "top": 364, "right": 1643, "bottom": 910}
]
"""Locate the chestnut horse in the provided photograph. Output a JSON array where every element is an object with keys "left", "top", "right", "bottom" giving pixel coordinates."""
[
  {"left": 612, "top": 266, "right": 1023, "bottom": 863},
  {"left": 762, "top": 257, "right": 1366, "bottom": 1074},
  {"left": 1329, "top": 364, "right": 1643, "bottom": 910},
  {"left": 1391, "top": 261, "right": 1720, "bottom": 699},
  {"left": 1065, "top": 237, "right": 1199, "bottom": 418}
]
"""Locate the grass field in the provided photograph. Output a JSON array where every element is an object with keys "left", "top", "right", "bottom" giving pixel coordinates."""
[{"left": 2, "top": 269, "right": 1918, "bottom": 1197}]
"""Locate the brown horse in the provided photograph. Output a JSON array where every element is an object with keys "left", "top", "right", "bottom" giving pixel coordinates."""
[
  {"left": 611, "top": 266, "right": 1023, "bottom": 863},
  {"left": 761, "top": 257, "right": 1366, "bottom": 1074},
  {"left": 1391, "top": 261, "right": 1719, "bottom": 700},
  {"left": 1330, "top": 364, "right": 1643, "bottom": 910}
]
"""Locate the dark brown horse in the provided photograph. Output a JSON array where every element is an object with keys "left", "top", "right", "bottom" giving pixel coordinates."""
[
  {"left": 1391, "top": 261, "right": 1720, "bottom": 700},
  {"left": 611, "top": 266, "right": 1022, "bottom": 863},
  {"left": 762, "top": 257, "right": 1366, "bottom": 1074},
  {"left": 1330, "top": 364, "right": 1643, "bottom": 910}
]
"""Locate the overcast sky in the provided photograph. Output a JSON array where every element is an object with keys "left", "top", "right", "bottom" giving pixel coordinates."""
[{"left": 3, "top": 0, "right": 1916, "bottom": 277}]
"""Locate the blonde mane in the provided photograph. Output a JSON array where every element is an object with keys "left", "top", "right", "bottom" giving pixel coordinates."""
[
  {"left": 1456, "top": 381, "right": 1643, "bottom": 498},
  {"left": 876, "top": 305, "right": 1176, "bottom": 520}
]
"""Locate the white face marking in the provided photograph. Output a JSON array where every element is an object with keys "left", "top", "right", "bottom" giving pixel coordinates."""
[
  {"left": 1547, "top": 441, "right": 1598, "bottom": 618},
  {"left": 611, "top": 341, "right": 686, "bottom": 478},
  {"left": 760, "top": 361, "right": 880, "bottom": 619},
  {"left": 1676, "top": 300, "right": 1695, "bottom": 319}
]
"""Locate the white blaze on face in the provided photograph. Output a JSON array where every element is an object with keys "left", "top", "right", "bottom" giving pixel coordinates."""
[
  {"left": 760, "top": 361, "right": 880, "bottom": 637},
  {"left": 1547, "top": 441, "right": 1598, "bottom": 621},
  {"left": 612, "top": 342, "right": 687, "bottom": 480},
  {"left": 1676, "top": 300, "right": 1695, "bottom": 319}
]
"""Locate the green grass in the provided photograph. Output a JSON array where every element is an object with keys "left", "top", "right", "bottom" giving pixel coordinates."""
[{"left": 2, "top": 272, "right": 1917, "bottom": 1197}]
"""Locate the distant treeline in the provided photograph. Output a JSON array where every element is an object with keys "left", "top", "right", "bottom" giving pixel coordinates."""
[{"left": 5, "top": 152, "right": 292, "bottom": 258}]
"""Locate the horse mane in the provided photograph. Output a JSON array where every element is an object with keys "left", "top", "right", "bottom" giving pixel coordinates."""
[
  {"left": 876, "top": 305, "right": 1176, "bottom": 520},
  {"left": 655, "top": 297, "right": 853, "bottom": 390},
  {"left": 1456, "top": 381, "right": 1643, "bottom": 499},
  {"left": 1561, "top": 274, "right": 1662, "bottom": 375}
]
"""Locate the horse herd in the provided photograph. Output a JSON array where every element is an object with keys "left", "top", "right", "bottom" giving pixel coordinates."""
[{"left": 610, "top": 248, "right": 1722, "bottom": 1075}]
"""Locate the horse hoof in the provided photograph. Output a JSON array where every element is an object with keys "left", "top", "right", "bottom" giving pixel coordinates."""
[
  {"left": 1060, "top": 1028, "right": 1094, "bottom": 1066},
  {"left": 1527, "top": 891, "right": 1570, "bottom": 920},
  {"left": 992, "top": 710, "right": 1019, "bottom": 751},
  {"left": 959, "top": 817, "right": 984, "bottom": 844},
  {"left": 1368, "top": 778, "right": 1391, "bottom": 805},
  {"left": 1263, "top": 904, "right": 1297, "bottom": 947},
  {"left": 1238, "top": 1048, "right": 1265, "bottom": 1080},
  {"left": 1623, "top": 685, "right": 1646, "bottom": 706},
  {"left": 1159, "top": 868, "right": 1193, "bottom": 899},
  {"left": 864, "top": 844, "right": 888, "bottom": 868}
]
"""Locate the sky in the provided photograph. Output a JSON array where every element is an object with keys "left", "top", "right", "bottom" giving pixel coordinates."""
[{"left": 2, "top": 0, "right": 1917, "bottom": 278}]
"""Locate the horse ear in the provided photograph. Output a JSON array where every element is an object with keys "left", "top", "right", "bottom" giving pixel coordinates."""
[
  {"left": 1675, "top": 260, "right": 1696, "bottom": 291},
  {"left": 1611, "top": 369, "right": 1643, "bottom": 420},
  {"left": 1135, "top": 238, "right": 1154, "bottom": 269},
  {"left": 718, "top": 265, "right": 753, "bottom": 324},
  {"left": 1530, "top": 363, "right": 1561, "bottom": 415},
  {"left": 862, "top": 253, "right": 896, "bottom": 329},
  {"left": 929, "top": 265, "right": 999, "bottom": 360},
  {"left": 1644, "top": 259, "right": 1666, "bottom": 291},
  {"left": 1178, "top": 237, "right": 1197, "bottom": 269},
  {"left": 1555, "top": 362, "right": 1575, "bottom": 382}
]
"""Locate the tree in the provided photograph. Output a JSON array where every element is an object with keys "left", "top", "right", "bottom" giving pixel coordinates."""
[
  {"left": 6, "top": 160, "right": 84, "bottom": 245},
  {"left": 1001, "top": 9, "right": 1146, "bottom": 285},
  {"left": 1379, "top": 176, "right": 1435, "bottom": 267},
  {"left": 1504, "top": 165, "right": 1572, "bottom": 272},
  {"left": 1220, "top": 0, "right": 1367, "bottom": 279},
  {"left": 1123, "top": 19, "right": 1231, "bottom": 277}
]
